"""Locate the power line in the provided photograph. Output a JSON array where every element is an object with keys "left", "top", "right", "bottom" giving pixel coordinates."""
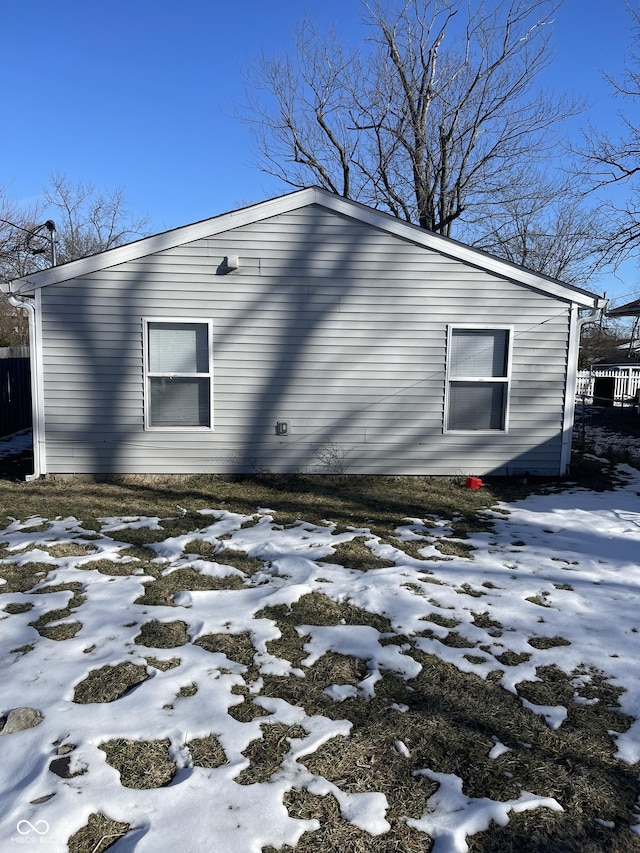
[
  {"left": 0, "top": 216, "right": 39, "bottom": 236},
  {"left": 0, "top": 217, "right": 57, "bottom": 266},
  {"left": 0, "top": 216, "right": 55, "bottom": 238}
]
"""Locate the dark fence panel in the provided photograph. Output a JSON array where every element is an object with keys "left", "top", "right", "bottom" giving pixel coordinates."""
[{"left": 0, "top": 347, "right": 31, "bottom": 437}]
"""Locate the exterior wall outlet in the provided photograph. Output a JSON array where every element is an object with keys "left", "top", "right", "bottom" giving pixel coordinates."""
[{"left": 275, "top": 421, "right": 290, "bottom": 436}]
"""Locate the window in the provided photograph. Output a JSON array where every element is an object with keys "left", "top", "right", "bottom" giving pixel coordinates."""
[
  {"left": 144, "top": 320, "right": 212, "bottom": 429},
  {"left": 445, "top": 327, "right": 511, "bottom": 432}
]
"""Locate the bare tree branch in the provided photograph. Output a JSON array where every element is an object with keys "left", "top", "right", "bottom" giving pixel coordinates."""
[
  {"left": 241, "top": 0, "right": 583, "bottom": 247},
  {"left": 0, "top": 177, "right": 149, "bottom": 346},
  {"left": 574, "top": 3, "right": 640, "bottom": 266},
  {"left": 44, "top": 173, "right": 149, "bottom": 264}
]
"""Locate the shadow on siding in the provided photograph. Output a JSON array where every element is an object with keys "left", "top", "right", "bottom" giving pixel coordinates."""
[{"left": 43, "top": 205, "right": 567, "bottom": 477}]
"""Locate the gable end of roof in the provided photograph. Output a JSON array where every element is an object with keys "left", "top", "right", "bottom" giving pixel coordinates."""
[{"left": 2, "top": 186, "right": 602, "bottom": 308}]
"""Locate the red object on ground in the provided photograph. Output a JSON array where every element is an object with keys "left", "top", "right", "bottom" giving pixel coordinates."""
[{"left": 465, "top": 477, "right": 484, "bottom": 489}]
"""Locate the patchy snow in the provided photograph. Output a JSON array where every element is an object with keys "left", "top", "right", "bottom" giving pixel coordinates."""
[
  {"left": 579, "top": 411, "right": 640, "bottom": 466},
  {"left": 1, "top": 459, "right": 640, "bottom": 849},
  {"left": 407, "top": 770, "right": 564, "bottom": 853},
  {"left": 488, "top": 737, "right": 512, "bottom": 760}
]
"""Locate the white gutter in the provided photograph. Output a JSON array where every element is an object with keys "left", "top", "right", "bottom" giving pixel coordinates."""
[
  {"left": 6, "top": 291, "right": 45, "bottom": 480},
  {"left": 560, "top": 301, "right": 606, "bottom": 475}
]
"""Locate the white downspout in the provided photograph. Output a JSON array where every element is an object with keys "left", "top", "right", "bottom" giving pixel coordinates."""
[
  {"left": 7, "top": 290, "right": 45, "bottom": 480},
  {"left": 560, "top": 301, "right": 606, "bottom": 475}
]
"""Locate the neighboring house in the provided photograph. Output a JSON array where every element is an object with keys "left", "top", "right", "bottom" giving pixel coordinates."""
[
  {"left": 614, "top": 341, "right": 640, "bottom": 355},
  {"left": 0, "top": 188, "right": 605, "bottom": 479},
  {"left": 589, "top": 299, "right": 640, "bottom": 406},
  {"left": 607, "top": 297, "right": 640, "bottom": 318},
  {"left": 608, "top": 299, "right": 640, "bottom": 360}
]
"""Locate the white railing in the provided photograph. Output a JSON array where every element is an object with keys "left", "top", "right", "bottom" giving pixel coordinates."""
[{"left": 576, "top": 367, "right": 640, "bottom": 406}]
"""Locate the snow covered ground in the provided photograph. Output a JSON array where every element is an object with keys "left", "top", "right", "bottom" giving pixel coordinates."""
[{"left": 0, "top": 428, "right": 639, "bottom": 851}]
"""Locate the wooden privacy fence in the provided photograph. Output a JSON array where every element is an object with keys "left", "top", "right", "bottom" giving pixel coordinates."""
[
  {"left": 576, "top": 367, "right": 640, "bottom": 407},
  {"left": 0, "top": 347, "right": 31, "bottom": 436}
]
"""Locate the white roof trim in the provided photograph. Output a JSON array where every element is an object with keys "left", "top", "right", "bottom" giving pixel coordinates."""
[{"left": 3, "top": 186, "right": 602, "bottom": 307}]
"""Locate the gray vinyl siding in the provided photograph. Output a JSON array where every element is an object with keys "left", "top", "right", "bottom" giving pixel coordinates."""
[{"left": 38, "top": 204, "right": 573, "bottom": 475}]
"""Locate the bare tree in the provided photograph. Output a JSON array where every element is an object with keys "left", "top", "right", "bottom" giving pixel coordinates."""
[
  {"left": 0, "top": 176, "right": 148, "bottom": 346},
  {"left": 578, "top": 318, "right": 633, "bottom": 369},
  {"left": 243, "top": 0, "right": 582, "bottom": 239},
  {"left": 469, "top": 169, "right": 605, "bottom": 284},
  {"left": 44, "top": 173, "right": 149, "bottom": 264},
  {"left": 0, "top": 191, "right": 46, "bottom": 283},
  {"left": 246, "top": 19, "right": 364, "bottom": 200},
  {"left": 0, "top": 189, "right": 47, "bottom": 346},
  {"left": 576, "top": 3, "right": 640, "bottom": 266}
]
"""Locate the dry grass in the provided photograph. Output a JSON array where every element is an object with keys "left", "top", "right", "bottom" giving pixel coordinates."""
[
  {"left": 324, "top": 538, "right": 396, "bottom": 571},
  {"left": 176, "top": 682, "right": 198, "bottom": 698},
  {"left": 187, "top": 733, "right": 228, "bottom": 768},
  {"left": 3, "top": 601, "right": 33, "bottom": 614},
  {"left": 28, "top": 581, "right": 85, "bottom": 639},
  {"left": 136, "top": 566, "right": 244, "bottom": 606},
  {"left": 494, "top": 650, "right": 532, "bottom": 666},
  {"left": 457, "top": 582, "right": 487, "bottom": 598},
  {"left": 227, "top": 693, "right": 272, "bottom": 723},
  {"left": 73, "top": 662, "right": 149, "bottom": 704},
  {"left": 0, "top": 472, "right": 521, "bottom": 548},
  {"left": 144, "top": 656, "right": 181, "bottom": 671},
  {"left": 435, "top": 538, "right": 476, "bottom": 558},
  {"left": 0, "top": 561, "right": 51, "bottom": 593},
  {"left": 36, "top": 620, "right": 82, "bottom": 640},
  {"left": 68, "top": 813, "right": 130, "bottom": 853},
  {"left": 42, "top": 542, "right": 99, "bottom": 558},
  {"left": 194, "top": 631, "right": 258, "bottom": 668},
  {"left": 393, "top": 538, "right": 441, "bottom": 561},
  {"left": 236, "top": 723, "right": 307, "bottom": 784},
  {"left": 527, "top": 635, "right": 572, "bottom": 650},
  {"left": 211, "top": 546, "right": 265, "bottom": 575},
  {"left": 259, "top": 592, "right": 393, "bottom": 633},
  {"left": 99, "top": 738, "right": 175, "bottom": 788},
  {"left": 9, "top": 643, "right": 34, "bottom": 656},
  {"left": 134, "top": 619, "right": 190, "bottom": 648},
  {"left": 422, "top": 612, "right": 460, "bottom": 628},
  {"left": 79, "top": 558, "right": 144, "bottom": 576},
  {"left": 472, "top": 611, "right": 503, "bottom": 633},
  {"left": 275, "top": 787, "right": 434, "bottom": 852}
]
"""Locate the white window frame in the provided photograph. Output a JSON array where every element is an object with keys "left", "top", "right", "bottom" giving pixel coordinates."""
[
  {"left": 444, "top": 324, "right": 512, "bottom": 433},
  {"left": 143, "top": 317, "right": 213, "bottom": 431}
]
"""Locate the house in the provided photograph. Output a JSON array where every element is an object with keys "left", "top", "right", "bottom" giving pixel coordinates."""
[
  {"left": 1, "top": 187, "right": 605, "bottom": 479},
  {"left": 587, "top": 298, "right": 640, "bottom": 407},
  {"left": 607, "top": 297, "right": 640, "bottom": 318}
]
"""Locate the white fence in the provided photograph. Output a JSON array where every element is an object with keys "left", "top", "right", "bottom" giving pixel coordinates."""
[{"left": 576, "top": 367, "right": 640, "bottom": 406}]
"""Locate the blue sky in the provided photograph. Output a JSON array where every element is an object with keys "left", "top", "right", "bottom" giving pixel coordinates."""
[{"left": 1, "top": 0, "right": 636, "bottom": 301}]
